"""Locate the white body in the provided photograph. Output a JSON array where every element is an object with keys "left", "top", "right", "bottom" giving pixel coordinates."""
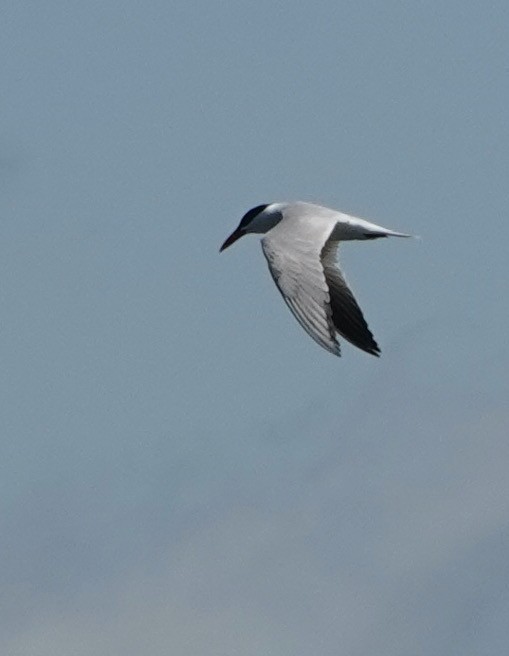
[{"left": 247, "top": 202, "right": 410, "bottom": 241}]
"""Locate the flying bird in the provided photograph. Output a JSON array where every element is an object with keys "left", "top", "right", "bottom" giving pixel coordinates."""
[{"left": 220, "top": 202, "right": 412, "bottom": 357}]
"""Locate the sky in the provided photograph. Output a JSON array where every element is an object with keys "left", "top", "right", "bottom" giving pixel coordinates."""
[{"left": 1, "top": 1, "right": 509, "bottom": 654}]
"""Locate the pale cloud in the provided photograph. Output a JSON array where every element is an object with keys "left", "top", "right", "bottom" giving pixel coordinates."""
[{"left": 3, "top": 406, "right": 508, "bottom": 656}]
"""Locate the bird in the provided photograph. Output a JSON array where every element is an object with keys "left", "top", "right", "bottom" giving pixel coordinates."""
[{"left": 220, "top": 201, "right": 413, "bottom": 357}]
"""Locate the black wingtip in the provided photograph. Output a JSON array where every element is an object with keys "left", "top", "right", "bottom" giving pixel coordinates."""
[
  {"left": 365, "top": 338, "right": 381, "bottom": 357},
  {"left": 358, "top": 343, "right": 381, "bottom": 357}
]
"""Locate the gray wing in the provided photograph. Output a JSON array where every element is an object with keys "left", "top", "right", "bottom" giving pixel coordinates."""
[
  {"left": 261, "top": 227, "right": 341, "bottom": 356},
  {"left": 321, "top": 238, "right": 380, "bottom": 356},
  {"left": 261, "top": 225, "right": 380, "bottom": 357}
]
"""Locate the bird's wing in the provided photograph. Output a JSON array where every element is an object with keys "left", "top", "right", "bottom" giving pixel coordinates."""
[
  {"left": 321, "top": 238, "right": 380, "bottom": 356},
  {"left": 261, "top": 219, "right": 380, "bottom": 357},
  {"left": 261, "top": 222, "right": 341, "bottom": 356}
]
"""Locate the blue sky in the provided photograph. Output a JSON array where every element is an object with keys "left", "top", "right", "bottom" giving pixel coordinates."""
[{"left": 1, "top": 2, "right": 509, "bottom": 654}]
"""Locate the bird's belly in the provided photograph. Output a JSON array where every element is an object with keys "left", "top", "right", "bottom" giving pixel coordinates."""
[
  {"left": 330, "top": 221, "right": 369, "bottom": 240},
  {"left": 331, "top": 216, "right": 385, "bottom": 241}
]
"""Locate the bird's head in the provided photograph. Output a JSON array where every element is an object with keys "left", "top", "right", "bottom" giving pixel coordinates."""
[{"left": 220, "top": 203, "right": 282, "bottom": 251}]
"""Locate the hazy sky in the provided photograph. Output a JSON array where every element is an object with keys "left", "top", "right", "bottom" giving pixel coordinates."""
[{"left": 2, "top": 2, "right": 509, "bottom": 654}]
